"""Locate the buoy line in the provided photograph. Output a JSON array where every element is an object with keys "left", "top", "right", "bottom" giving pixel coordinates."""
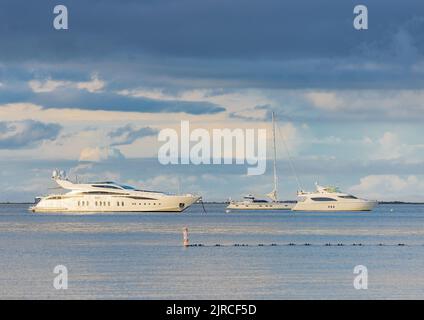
[{"left": 182, "top": 243, "right": 413, "bottom": 247}]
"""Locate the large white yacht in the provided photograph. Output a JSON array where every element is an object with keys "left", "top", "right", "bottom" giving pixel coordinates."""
[
  {"left": 31, "top": 171, "right": 201, "bottom": 213},
  {"left": 292, "top": 183, "right": 377, "bottom": 212},
  {"left": 227, "top": 112, "right": 295, "bottom": 211}
]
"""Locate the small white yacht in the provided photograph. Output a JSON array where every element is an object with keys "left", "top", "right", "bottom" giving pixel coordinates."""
[
  {"left": 292, "top": 183, "right": 377, "bottom": 212},
  {"left": 31, "top": 170, "right": 201, "bottom": 213},
  {"left": 227, "top": 112, "right": 294, "bottom": 211}
]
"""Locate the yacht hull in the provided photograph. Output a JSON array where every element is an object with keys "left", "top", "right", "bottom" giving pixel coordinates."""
[
  {"left": 227, "top": 202, "right": 294, "bottom": 210},
  {"left": 31, "top": 194, "right": 200, "bottom": 213},
  {"left": 292, "top": 200, "right": 377, "bottom": 212}
]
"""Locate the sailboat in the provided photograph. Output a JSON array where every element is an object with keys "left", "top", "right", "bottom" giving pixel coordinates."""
[{"left": 226, "top": 112, "right": 294, "bottom": 211}]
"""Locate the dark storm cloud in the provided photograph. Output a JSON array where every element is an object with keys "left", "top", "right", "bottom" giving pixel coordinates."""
[
  {"left": 0, "top": 0, "right": 423, "bottom": 89},
  {"left": 108, "top": 125, "right": 158, "bottom": 146},
  {"left": 32, "top": 89, "right": 225, "bottom": 114},
  {"left": 0, "top": 0, "right": 421, "bottom": 60},
  {"left": 0, "top": 120, "right": 62, "bottom": 149},
  {"left": 0, "top": 86, "right": 225, "bottom": 114}
]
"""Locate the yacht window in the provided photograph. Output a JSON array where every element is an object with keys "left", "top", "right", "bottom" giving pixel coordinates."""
[
  {"left": 47, "top": 196, "right": 62, "bottom": 200},
  {"left": 121, "top": 202, "right": 124, "bottom": 206},
  {"left": 78, "top": 201, "right": 80, "bottom": 206},
  {"left": 120, "top": 185, "right": 135, "bottom": 190},
  {"left": 117, "top": 202, "right": 120, "bottom": 206},
  {"left": 108, "top": 202, "right": 110, "bottom": 206},
  {"left": 311, "top": 197, "right": 337, "bottom": 201},
  {"left": 92, "top": 185, "right": 122, "bottom": 190},
  {"left": 338, "top": 195, "right": 358, "bottom": 199}
]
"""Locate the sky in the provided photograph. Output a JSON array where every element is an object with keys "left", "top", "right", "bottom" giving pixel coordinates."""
[{"left": 1, "top": 0, "right": 424, "bottom": 202}]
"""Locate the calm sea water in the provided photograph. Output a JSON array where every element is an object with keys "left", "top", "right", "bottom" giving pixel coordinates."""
[{"left": 0, "top": 203, "right": 423, "bottom": 299}]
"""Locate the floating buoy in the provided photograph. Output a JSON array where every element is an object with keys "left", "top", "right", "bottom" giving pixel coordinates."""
[{"left": 183, "top": 227, "right": 189, "bottom": 247}]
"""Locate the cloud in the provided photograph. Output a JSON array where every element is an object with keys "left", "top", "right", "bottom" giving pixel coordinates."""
[
  {"left": 79, "top": 146, "right": 125, "bottom": 162},
  {"left": 304, "top": 92, "right": 343, "bottom": 111},
  {"left": 298, "top": 89, "right": 424, "bottom": 120},
  {"left": 108, "top": 124, "right": 158, "bottom": 146},
  {"left": 0, "top": 120, "right": 62, "bottom": 149},
  {"left": 0, "top": 85, "right": 226, "bottom": 115},
  {"left": 375, "top": 132, "right": 401, "bottom": 160},
  {"left": 29, "top": 79, "right": 68, "bottom": 93},
  {"left": 364, "top": 131, "right": 424, "bottom": 162},
  {"left": 349, "top": 174, "right": 424, "bottom": 201},
  {"left": 75, "top": 74, "right": 105, "bottom": 93},
  {"left": 1, "top": 1, "right": 424, "bottom": 90},
  {"left": 28, "top": 74, "right": 105, "bottom": 93}
]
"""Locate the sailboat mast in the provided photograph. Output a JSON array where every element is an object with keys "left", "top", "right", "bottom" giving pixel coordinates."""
[{"left": 272, "top": 112, "right": 278, "bottom": 199}]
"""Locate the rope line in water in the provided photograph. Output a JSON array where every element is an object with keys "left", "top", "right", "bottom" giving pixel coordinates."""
[{"left": 184, "top": 242, "right": 414, "bottom": 247}]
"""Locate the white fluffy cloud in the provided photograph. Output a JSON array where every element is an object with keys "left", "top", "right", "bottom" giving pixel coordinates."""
[
  {"left": 303, "top": 89, "right": 424, "bottom": 119},
  {"left": 349, "top": 174, "right": 424, "bottom": 201},
  {"left": 304, "top": 92, "right": 343, "bottom": 111},
  {"left": 79, "top": 146, "right": 125, "bottom": 162},
  {"left": 28, "top": 79, "right": 68, "bottom": 93},
  {"left": 374, "top": 132, "right": 402, "bottom": 160},
  {"left": 29, "top": 74, "right": 105, "bottom": 93}
]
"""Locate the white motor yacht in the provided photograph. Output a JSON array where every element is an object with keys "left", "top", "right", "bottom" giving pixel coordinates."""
[
  {"left": 31, "top": 170, "right": 200, "bottom": 213},
  {"left": 292, "top": 183, "right": 377, "bottom": 212}
]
